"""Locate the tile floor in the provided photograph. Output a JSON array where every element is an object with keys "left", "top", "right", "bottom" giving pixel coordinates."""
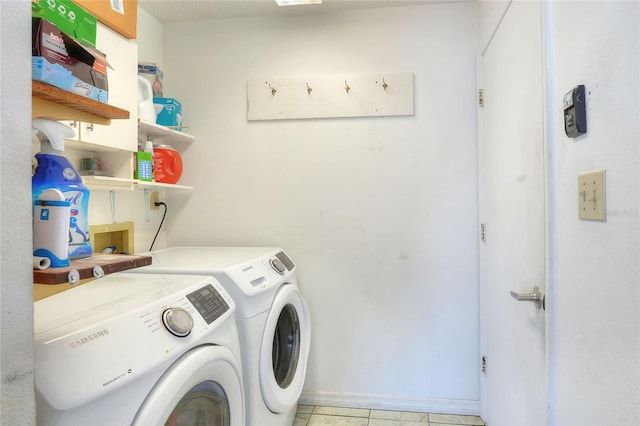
[{"left": 294, "top": 405, "right": 485, "bottom": 426}]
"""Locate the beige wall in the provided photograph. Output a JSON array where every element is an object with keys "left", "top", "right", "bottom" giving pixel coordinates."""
[{"left": 158, "top": 3, "right": 480, "bottom": 413}]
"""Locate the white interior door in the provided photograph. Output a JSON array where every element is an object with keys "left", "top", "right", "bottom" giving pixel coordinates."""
[{"left": 478, "top": 2, "right": 548, "bottom": 425}]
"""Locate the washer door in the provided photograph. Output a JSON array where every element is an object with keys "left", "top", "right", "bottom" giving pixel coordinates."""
[
  {"left": 133, "top": 345, "right": 244, "bottom": 426},
  {"left": 259, "top": 284, "right": 311, "bottom": 413}
]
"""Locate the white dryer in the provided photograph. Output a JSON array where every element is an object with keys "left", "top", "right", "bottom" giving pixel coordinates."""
[
  {"left": 34, "top": 273, "right": 245, "bottom": 426},
  {"left": 131, "top": 247, "right": 311, "bottom": 426}
]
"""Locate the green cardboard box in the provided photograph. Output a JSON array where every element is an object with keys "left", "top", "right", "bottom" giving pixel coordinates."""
[{"left": 31, "top": 0, "right": 97, "bottom": 47}]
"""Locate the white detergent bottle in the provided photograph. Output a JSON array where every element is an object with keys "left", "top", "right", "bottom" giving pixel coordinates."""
[
  {"left": 32, "top": 118, "right": 93, "bottom": 259},
  {"left": 33, "top": 189, "right": 70, "bottom": 267}
]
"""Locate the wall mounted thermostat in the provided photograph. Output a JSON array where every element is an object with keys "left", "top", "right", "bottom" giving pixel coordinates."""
[{"left": 563, "top": 84, "right": 587, "bottom": 138}]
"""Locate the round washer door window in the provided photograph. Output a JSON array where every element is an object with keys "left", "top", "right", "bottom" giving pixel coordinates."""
[
  {"left": 133, "top": 346, "right": 244, "bottom": 426},
  {"left": 259, "top": 284, "right": 311, "bottom": 413},
  {"left": 165, "top": 381, "right": 229, "bottom": 425},
  {"left": 272, "top": 303, "right": 300, "bottom": 389}
]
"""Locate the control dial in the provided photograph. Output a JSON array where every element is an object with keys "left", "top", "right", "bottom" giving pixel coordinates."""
[
  {"left": 162, "top": 307, "right": 194, "bottom": 337},
  {"left": 270, "top": 258, "right": 286, "bottom": 275}
]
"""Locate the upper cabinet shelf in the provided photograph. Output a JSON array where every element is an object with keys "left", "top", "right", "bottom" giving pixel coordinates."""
[
  {"left": 32, "top": 81, "right": 130, "bottom": 125},
  {"left": 138, "top": 119, "right": 195, "bottom": 146}
]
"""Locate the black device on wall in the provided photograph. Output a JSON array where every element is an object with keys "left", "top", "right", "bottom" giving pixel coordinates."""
[{"left": 563, "top": 84, "right": 587, "bottom": 138}]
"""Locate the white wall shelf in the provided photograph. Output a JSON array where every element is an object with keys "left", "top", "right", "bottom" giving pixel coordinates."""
[
  {"left": 83, "top": 175, "right": 193, "bottom": 191},
  {"left": 82, "top": 175, "right": 134, "bottom": 191},
  {"left": 138, "top": 119, "right": 195, "bottom": 146},
  {"left": 134, "top": 180, "right": 194, "bottom": 191}
]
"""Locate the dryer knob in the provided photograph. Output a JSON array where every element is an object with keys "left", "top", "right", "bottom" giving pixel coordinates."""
[
  {"left": 162, "top": 307, "right": 194, "bottom": 337},
  {"left": 270, "top": 258, "right": 286, "bottom": 275}
]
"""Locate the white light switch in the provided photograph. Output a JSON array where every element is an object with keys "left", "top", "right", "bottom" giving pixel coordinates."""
[{"left": 578, "top": 170, "right": 606, "bottom": 221}]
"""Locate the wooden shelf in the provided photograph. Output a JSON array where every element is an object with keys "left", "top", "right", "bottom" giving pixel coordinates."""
[{"left": 32, "top": 80, "right": 130, "bottom": 125}]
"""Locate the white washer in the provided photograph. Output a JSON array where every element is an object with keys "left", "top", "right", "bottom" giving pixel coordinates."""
[
  {"left": 34, "top": 273, "right": 245, "bottom": 426},
  {"left": 132, "top": 247, "right": 311, "bottom": 426}
]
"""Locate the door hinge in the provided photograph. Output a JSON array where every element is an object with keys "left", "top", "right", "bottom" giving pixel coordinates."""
[
  {"left": 478, "top": 89, "right": 484, "bottom": 108},
  {"left": 480, "top": 223, "right": 486, "bottom": 242},
  {"left": 482, "top": 356, "right": 487, "bottom": 373}
]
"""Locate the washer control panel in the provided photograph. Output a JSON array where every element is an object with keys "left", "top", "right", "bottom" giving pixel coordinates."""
[
  {"left": 186, "top": 284, "right": 230, "bottom": 325},
  {"left": 162, "top": 307, "right": 193, "bottom": 337}
]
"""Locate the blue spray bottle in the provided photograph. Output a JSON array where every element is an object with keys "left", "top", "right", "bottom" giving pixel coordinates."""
[{"left": 32, "top": 118, "right": 93, "bottom": 259}]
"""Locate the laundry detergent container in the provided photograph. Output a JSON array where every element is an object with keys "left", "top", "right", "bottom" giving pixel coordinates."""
[{"left": 153, "top": 145, "right": 183, "bottom": 184}]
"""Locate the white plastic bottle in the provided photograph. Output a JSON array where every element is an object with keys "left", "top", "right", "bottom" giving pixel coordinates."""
[{"left": 33, "top": 189, "right": 70, "bottom": 267}]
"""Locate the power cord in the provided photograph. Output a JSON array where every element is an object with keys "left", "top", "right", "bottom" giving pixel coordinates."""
[{"left": 149, "top": 202, "right": 167, "bottom": 251}]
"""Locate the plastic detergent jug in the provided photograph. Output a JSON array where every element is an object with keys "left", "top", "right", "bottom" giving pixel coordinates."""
[
  {"left": 33, "top": 189, "right": 70, "bottom": 268},
  {"left": 32, "top": 118, "right": 93, "bottom": 259},
  {"left": 138, "top": 76, "right": 157, "bottom": 122},
  {"left": 153, "top": 145, "right": 183, "bottom": 184}
]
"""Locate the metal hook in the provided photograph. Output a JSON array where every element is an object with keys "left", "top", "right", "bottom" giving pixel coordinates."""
[
  {"left": 345, "top": 80, "right": 351, "bottom": 94},
  {"left": 382, "top": 78, "right": 388, "bottom": 91},
  {"left": 266, "top": 82, "right": 277, "bottom": 96},
  {"left": 306, "top": 82, "right": 312, "bottom": 95}
]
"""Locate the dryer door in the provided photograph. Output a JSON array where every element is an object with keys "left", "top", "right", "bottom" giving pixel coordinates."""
[
  {"left": 133, "top": 345, "right": 244, "bottom": 426},
  {"left": 259, "top": 283, "right": 311, "bottom": 413}
]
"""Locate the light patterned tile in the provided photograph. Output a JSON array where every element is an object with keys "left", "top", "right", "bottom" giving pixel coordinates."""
[
  {"left": 297, "top": 405, "right": 314, "bottom": 414},
  {"left": 429, "top": 413, "right": 485, "bottom": 425},
  {"left": 294, "top": 413, "right": 311, "bottom": 426},
  {"left": 370, "top": 410, "right": 404, "bottom": 421},
  {"left": 368, "top": 419, "right": 404, "bottom": 426},
  {"left": 307, "top": 414, "right": 369, "bottom": 425},
  {"left": 369, "top": 419, "right": 430, "bottom": 426},
  {"left": 370, "top": 409, "right": 429, "bottom": 422},
  {"left": 431, "top": 424, "right": 463, "bottom": 426},
  {"left": 312, "top": 406, "right": 370, "bottom": 418}
]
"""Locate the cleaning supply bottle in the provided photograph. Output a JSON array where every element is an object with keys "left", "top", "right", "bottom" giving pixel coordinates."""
[
  {"left": 144, "top": 136, "right": 155, "bottom": 181},
  {"left": 134, "top": 136, "right": 154, "bottom": 182},
  {"left": 33, "top": 188, "right": 70, "bottom": 267},
  {"left": 32, "top": 118, "right": 93, "bottom": 259}
]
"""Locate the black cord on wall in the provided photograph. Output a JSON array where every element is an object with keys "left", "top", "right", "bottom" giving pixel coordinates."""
[{"left": 149, "top": 202, "right": 167, "bottom": 252}]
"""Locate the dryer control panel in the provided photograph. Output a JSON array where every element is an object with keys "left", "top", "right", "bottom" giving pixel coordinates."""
[
  {"left": 275, "top": 251, "right": 295, "bottom": 271},
  {"left": 187, "top": 284, "right": 230, "bottom": 325}
]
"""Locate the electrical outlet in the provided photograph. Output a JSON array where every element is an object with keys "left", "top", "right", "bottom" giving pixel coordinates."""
[
  {"left": 578, "top": 170, "right": 606, "bottom": 221},
  {"left": 150, "top": 191, "right": 160, "bottom": 210}
]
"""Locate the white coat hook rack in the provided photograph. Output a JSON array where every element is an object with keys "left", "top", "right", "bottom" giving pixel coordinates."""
[{"left": 247, "top": 72, "right": 413, "bottom": 120}]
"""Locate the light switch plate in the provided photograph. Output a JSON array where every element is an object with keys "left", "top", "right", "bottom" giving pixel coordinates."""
[{"left": 578, "top": 170, "right": 606, "bottom": 221}]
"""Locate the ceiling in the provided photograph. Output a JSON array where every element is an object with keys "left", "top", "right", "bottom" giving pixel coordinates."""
[{"left": 137, "top": 0, "right": 457, "bottom": 23}]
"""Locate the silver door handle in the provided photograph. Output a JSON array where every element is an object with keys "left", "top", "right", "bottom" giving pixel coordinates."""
[{"left": 510, "top": 286, "right": 545, "bottom": 310}]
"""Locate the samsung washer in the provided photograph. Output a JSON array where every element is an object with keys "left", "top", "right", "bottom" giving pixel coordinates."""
[
  {"left": 34, "top": 273, "right": 245, "bottom": 426},
  {"left": 131, "top": 247, "right": 311, "bottom": 426}
]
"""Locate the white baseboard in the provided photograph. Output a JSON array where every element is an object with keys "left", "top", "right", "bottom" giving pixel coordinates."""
[{"left": 298, "top": 390, "right": 480, "bottom": 416}]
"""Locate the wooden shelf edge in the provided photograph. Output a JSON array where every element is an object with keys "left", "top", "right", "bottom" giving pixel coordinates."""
[{"left": 32, "top": 80, "right": 130, "bottom": 122}]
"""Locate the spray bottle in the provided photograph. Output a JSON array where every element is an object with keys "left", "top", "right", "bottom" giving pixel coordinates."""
[{"left": 32, "top": 118, "right": 93, "bottom": 259}]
